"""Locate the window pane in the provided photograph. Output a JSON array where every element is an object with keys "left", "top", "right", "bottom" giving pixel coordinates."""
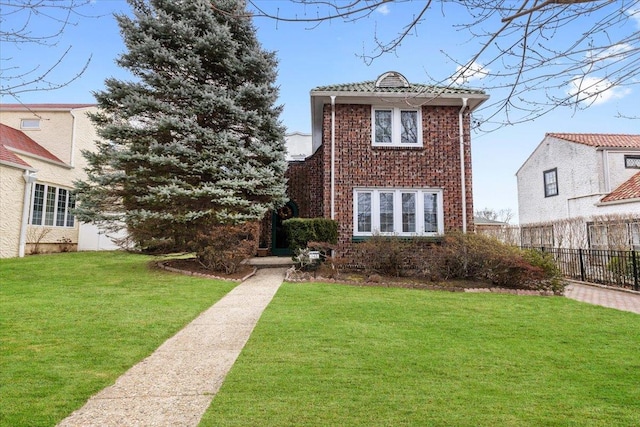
[
  {"left": 31, "top": 184, "right": 45, "bottom": 225},
  {"left": 544, "top": 169, "right": 558, "bottom": 196},
  {"left": 424, "top": 193, "right": 438, "bottom": 232},
  {"left": 631, "top": 223, "right": 640, "bottom": 249},
  {"left": 379, "top": 192, "right": 394, "bottom": 232},
  {"left": 66, "top": 192, "right": 76, "bottom": 227},
  {"left": 44, "top": 186, "right": 56, "bottom": 226},
  {"left": 56, "top": 189, "right": 67, "bottom": 226},
  {"left": 400, "top": 110, "right": 418, "bottom": 144},
  {"left": 21, "top": 119, "right": 40, "bottom": 129},
  {"left": 357, "top": 192, "right": 371, "bottom": 233},
  {"left": 401, "top": 193, "right": 416, "bottom": 233},
  {"left": 375, "top": 110, "right": 392, "bottom": 143}
]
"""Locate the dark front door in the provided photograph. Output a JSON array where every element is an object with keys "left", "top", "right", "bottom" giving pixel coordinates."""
[{"left": 271, "top": 201, "right": 298, "bottom": 256}]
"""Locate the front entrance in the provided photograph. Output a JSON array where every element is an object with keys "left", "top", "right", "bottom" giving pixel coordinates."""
[{"left": 271, "top": 201, "right": 298, "bottom": 256}]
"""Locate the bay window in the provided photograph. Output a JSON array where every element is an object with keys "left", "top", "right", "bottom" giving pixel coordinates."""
[
  {"left": 30, "top": 183, "right": 75, "bottom": 227},
  {"left": 354, "top": 188, "right": 443, "bottom": 236}
]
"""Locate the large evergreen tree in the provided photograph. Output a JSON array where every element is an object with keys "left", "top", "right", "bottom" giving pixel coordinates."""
[{"left": 76, "top": 0, "right": 287, "bottom": 251}]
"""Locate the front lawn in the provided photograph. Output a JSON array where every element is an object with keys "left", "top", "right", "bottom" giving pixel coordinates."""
[
  {"left": 0, "top": 251, "right": 236, "bottom": 427},
  {"left": 202, "top": 282, "right": 640, "bottom": 426}
]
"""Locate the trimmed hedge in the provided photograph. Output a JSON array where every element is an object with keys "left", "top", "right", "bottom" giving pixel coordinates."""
[{"left": 282, "top": 218, "right": 338, "bottom": 252}]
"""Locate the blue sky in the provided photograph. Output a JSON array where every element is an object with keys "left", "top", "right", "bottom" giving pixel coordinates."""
[{"left": 2, "top": 0, "right": 638, "bottom": 222}]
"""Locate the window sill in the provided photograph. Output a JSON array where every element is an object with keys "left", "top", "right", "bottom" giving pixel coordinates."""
[{"left": 352, "top": 235, "right": 443, "bottom": 243}]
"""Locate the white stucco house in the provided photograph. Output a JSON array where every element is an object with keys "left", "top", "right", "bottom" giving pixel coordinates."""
[
  {"left": 516, "top": 133, "right": 640, "bottom": 249},
  {"left": 0, "top": 104, "right": 121, "bottom": 258}
]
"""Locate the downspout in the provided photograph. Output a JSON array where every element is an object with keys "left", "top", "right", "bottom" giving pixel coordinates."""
[
  {"left": 330, "top": 96, "right": 336, "bottom": 220},
  {"left": 70, "top": 109, "right": 78, "bottom": 167},
  {"left": 458, "top": 98, "right": 469, "bottom": 233},
  {"left": 19, "top": 170, "right": 38, "bottom": 257}
]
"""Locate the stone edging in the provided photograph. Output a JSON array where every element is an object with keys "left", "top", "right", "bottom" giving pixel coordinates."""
[
  {"left": 285, "top": 267, "right": 558, "bottom": 296},
  {"left": 564, "top": 279, "right": 640, "bottom": 295},
  {"left": 156, "top": 261, "right": 257, "bottom": 282}
]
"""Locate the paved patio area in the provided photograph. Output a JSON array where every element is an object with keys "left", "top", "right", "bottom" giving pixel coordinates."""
[{"left": 564, "top": 281, "right": 640, "bottom": 314}]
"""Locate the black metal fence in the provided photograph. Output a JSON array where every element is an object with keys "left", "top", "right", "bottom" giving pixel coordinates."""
[{"left": 529, "top": 247, "right": 639, "bottom": 291}]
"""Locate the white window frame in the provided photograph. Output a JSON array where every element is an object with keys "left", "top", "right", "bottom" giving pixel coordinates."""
[
  {"left": 371, "top": 106, "right": 423, "bottom": 147},
  {"left": 353, "top": 188, "right": 443, "bottom": 237},
  {"left": 30, "top": 183, "right": 75, "bottom": 228},
  {"left": 543, "top": 168, "right": 558, "bottom": 197},
  {"left": 20, "top": 119, "right": 41, "bottom": 130}
]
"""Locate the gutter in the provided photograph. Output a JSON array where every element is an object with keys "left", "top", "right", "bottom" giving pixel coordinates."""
[
  {"left": 330, "top": 96, "right": 336, "bottom": 220},
  {"left": 459, "top": 98, "right": 469, "bottom": 233},
  {"left": 19, "top": 170, "right": 38, "bottom": 257},
  {"left": 70, "top": 109, "right": 78, "bottom": 167}
]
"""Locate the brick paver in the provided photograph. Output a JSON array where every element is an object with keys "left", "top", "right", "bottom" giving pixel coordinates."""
[{"left": 564, "top": 282, "right": 640, "bottom": 314}]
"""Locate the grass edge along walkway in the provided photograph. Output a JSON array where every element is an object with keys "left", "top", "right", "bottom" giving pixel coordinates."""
[
  {"left": 0, "top": 251, "right": 237, "bottom": 427},
  {"left": 201, "top": 281, "right": 640, "bottom": 427}
]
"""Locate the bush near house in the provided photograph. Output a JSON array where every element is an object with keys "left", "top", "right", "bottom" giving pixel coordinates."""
[
  {"left": 192, "top": 222, "right": 259, "bottom": 274},
  {"left": 339, "top": 232, "right": 564, "bottom": 293},
  {"left": 283, "top": 218, "right": 338, "bottom": 252}
]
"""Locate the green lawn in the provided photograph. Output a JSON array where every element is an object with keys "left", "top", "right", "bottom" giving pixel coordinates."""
[
  {"left": 0, "top": 251, "right": 236, "bottom": 427},
  {"left": 202, "top": 282, "right": 640, "bottom": 427}
]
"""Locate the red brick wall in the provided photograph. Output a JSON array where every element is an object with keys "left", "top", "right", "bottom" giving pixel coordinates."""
[
  {"left": 281, "top": 102, "right": 475, "bottom": 256},
  {"left": 321, "top": 103, "right": 475, "bottom": 252}
]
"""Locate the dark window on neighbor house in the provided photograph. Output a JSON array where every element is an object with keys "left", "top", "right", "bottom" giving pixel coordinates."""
[
  {"left": 543, "top": 168, "right": 558, "bottom": 197},
  {"left": 624, "top": 155, "right": 640, "bottom": 169}
]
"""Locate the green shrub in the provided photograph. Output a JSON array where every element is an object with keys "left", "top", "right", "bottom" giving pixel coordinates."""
[
  {"left": 426, "top": 232, "right": 564, "bottom": 293},
  {"left": 353, "top": 235, "right": 417, "bottom": 277},
  {"left": 192, "top": 222, "right": 258, "bottom": 274},
  {"left": 283, "top": 218, "right": 338, "bottom": 252}
]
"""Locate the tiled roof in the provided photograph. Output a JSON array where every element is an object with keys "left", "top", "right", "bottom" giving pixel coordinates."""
[
  {"left": 312, "top": 80, "right": 486, "bottom": 95},
  {"left": 601, "top": 172, "right": 640, "bottom": 203},
  {"left": 547, "top": 133, "right": 640, "bottom": 149},
  {"left": 0, "top": 103, "right": 95, "bottom": 111},
  {"left": 0, "top": 144, "right": 31, "bottom": 168},
  {"left": 0, "top": 123, "right": 65, "bottom": 167}
]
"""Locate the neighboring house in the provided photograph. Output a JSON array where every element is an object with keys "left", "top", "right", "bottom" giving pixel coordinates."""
[
  {"left": 516, "top": 133, "right": 640, "bottom": 249},
  {"left": 0, "top": 104, "right": 120, "bottom": 258},
  {"left": 285, "top": 132, "right": 312, "bottom": 161},
  {"left": 264, "top": 71, "right": 489, "bottom": 255}
]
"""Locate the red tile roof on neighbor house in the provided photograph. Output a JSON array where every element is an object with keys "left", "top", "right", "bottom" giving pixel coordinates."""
[
  {"left": 0, "top": 123, "right": 65, "bottom": 168},
  {"left": 547, "top": 133, "right": 640, "bottom": 149},
  {"left": 601, "top": 172, "right": 640, "bottom": 203}
]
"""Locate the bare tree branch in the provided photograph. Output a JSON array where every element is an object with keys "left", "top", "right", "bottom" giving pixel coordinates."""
[
  {"left": 0, "top": 0, "right": 95, "bottom": 100},
  {"left": 246, "top": 0, "right": 640, "bottom": 127}
]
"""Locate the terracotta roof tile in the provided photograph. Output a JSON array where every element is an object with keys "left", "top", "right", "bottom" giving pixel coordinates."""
[
  {"left": 547, "top": 133, "right": 640, "bottom": 148},
  {"left": 601, "top": 172, "right": 640, "bottom": 203},
  {"left": 312, "top": 80, "right": 486, "bottom": 95},
  {"left": 0, "top": 144, "right": 31, "bottom": 168},
  {"left": 0, "top": 123, "right": 65, "bottom": 165}
]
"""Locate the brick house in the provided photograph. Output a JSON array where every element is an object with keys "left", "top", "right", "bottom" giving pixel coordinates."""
[{"left": 263, "top": 71, "right": 489, "bottom": 255}]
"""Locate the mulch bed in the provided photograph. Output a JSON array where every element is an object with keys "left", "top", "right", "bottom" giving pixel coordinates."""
[{"left": 158, "top": 258, "right": 256, "bottom": 281}]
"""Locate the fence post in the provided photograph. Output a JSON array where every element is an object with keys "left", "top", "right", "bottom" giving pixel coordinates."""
[
  {"left": 579, "top": 248, "right": 586, "bottom": 282},
  {"left": 633, "top": 250, "right": 638, "bottom": 292}
]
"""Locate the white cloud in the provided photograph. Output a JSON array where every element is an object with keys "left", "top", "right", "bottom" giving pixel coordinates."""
[
  {"left": 450, "top": 61, "right": 489, "bottom": 85},
  {"left": 377, "top": 4, "right": 390, "bottom": 15},
  {"left": 568, "top": 76, "right": 632, "bottom": 105},
  {"left": 587, "top": 43, "right": 633, "bottom": 62},
  {"left": 628, "top": 8, "right": 640, "bottom": 27}
]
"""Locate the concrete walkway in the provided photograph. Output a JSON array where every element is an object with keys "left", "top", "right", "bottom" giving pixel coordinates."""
[
  {"left": 564, "top": 281, "right": 640, "bottom": 314},
  {"left": 58, "top": 267, "right": 287, "bottom": 427}
]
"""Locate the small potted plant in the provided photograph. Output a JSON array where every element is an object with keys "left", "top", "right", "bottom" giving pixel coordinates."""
[{"left": 257, "top": 237, "right": 269, "bottom": 257}]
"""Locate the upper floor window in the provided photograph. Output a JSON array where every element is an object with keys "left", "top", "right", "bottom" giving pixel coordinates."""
[
  {"left": 21, "top": 119, "right": 40, "bottom": 130},
  {"left": 354, "top": 188, "right": 443, "bottom": 236},
  {"left": 372, "top": 107, "right": 422, "bottom": 147},
  {"left": 543, "top": 168, "right": 558, "bottom": 197},
  {"left": 624, "top": 155, "right": 640, "bottom": 169},
  {"left": 30, "top": 183, "right": 75, "bottom": 227}
]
